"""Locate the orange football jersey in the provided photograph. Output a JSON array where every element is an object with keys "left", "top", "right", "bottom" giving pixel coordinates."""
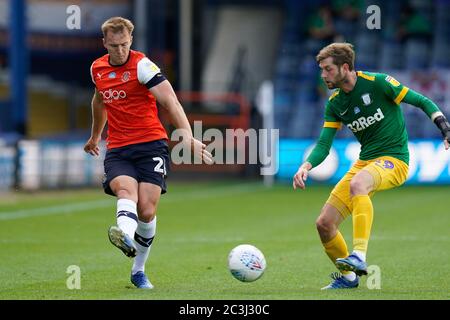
[{"left": 90, "top": 50, "right": 168, "bottom": 149}]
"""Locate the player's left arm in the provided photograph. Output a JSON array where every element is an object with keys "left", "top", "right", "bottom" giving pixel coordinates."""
[
  {"left": 402, "top": 89, "right": 450, "bottom": 149},
  {"left": 150, "top": 80, "right": 213, "bottom": 164},
  {"left": 378, "top": 74, "right": 450, "bottom": 149},
  {"left": 137, "top": 57, "right": 212, "bottom": 163}
]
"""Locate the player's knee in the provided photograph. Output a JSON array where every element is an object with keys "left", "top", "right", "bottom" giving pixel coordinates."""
[
  {"left": 116, "top": 188, "right": 138, "bottom": 203},
  {"left": 138, "top": 203, "right": 157, "bottom": 222},
  {"left": 350, "top": 177, "right": 367, "bottom": 195},
  {"left": 316, "top": 216, "right": 334, "bottom": 236}
]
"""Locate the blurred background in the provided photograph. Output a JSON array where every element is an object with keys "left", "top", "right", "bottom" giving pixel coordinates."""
[{"left": 0, "top": 0, "right": 450, "bottom": 192}]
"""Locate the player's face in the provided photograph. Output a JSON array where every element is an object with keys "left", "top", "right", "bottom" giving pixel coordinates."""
[
  {"left": 103, "top": 31, "right": 133, "bottom": 65},
  {"left": 319, "top": 57, "right": 346, "bottom": 89}
]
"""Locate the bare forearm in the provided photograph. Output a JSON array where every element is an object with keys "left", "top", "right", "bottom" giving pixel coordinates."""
[
  {"left": 91, "top": 98, "right": 107, "bottom": 139},
  {"left": 166, "top": 100, "right": 192, "bottom": 135},
  {"left": 150, "top": 80, "right": 194, "bottom": 138},
  {"left": 300, "top": 162, "right": 312, "bottom": 170}
]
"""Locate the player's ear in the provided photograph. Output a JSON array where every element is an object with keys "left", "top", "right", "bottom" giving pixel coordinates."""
[
  {"left": 102, "top": 38, "right": 106, "bottom": 48},
  {"left": 342, "top": 63, "right": 350, "bottom": 73}
]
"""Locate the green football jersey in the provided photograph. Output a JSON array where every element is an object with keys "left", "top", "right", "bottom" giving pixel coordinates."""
[{"left": 324, "top": 71, "right": 410, "bottom": 164}]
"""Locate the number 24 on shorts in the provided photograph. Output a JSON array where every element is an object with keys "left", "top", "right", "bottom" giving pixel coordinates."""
[{"left": 153, "top": 157, "right": 166, "bottom": 175}]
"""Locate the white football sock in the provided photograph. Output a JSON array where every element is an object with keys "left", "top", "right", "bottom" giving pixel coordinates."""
[
  {"left": 353, "top": 250, "right": 366, "bottom": 262},
  {"left": 342, "top": 272, "right": 357, "bottom": 281},
  {"left": 116, "top": 199, "right": 138, "bottom": 239},
  {"left": 132, "top": 216, "right": 157, "bottom": 275}
]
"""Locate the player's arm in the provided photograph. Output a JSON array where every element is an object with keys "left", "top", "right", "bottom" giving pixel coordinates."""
[
  {"left": 138, "top": 57, "right": 212, "bottom": 163},
  {"left": 149, "top": 80, "right": 213, "bottom": 164},
  {"left": 379, "top": 74, "right": 450, "bottom": 149},
  {"left": 84, "top": 88, "right": 106, "bottom": 156},
  {"left": 402, "top": 89, "right": 450, "bottom": 149},
  {"left": 293, "top": 126, "right": 338, "bottom": 190}
]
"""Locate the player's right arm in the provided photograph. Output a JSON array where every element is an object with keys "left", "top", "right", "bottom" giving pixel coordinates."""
[
  {"left": 84, "top": 88, "right": 107, "bottom": 156},
  {"left": 293, "top": 99, "right": 340, "bottom": 190},
  {"left": 293, "top": 127, "right": 338, "bottom": 189}
]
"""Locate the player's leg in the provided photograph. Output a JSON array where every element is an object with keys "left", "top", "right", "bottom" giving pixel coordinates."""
[
  {"left": 129, "top": 139, "right": 169, "bottom": 289},
  {"left": 103, "top": 146, "right": 140, "bottom": 258},
  {"left": 335, "top": 169, "right": 374, "bottom": 275},
  {"left": 317, "top": 203, "right": 359, "bottom": 289},
  {"left": 130, "top": 182, "right": 161, "bottom": 289},
  {"left": 107, "top": 175, "right": 139, "bottom": 257},
  {"left": 320, "top": 161, "right": 365, "bottom": 289},
  {"left": 316, "top": 203, "right": 347, "bottom": 262},
  {"left": 336, "top": 157, "right": 409, "bottom": 275}
]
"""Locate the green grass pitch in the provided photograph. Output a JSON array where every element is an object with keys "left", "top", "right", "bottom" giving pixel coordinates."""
[{"left": 0, "top": 181, "right": 448, "bottom": 300}]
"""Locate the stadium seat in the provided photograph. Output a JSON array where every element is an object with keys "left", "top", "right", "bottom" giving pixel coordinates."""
[
  {"left": 405, "top": 39, "right": 430, "bottom": 70},
  {"left": 355, "top": 33, "right": 380, "bottom": 70},
  {"left": 380, "top": 42, "right": 404, "bottom": 70}
]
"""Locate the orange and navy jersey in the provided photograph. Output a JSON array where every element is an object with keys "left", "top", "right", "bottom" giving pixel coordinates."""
[{"left": 90, "top": 50, "right": 168, "bottom": 149}]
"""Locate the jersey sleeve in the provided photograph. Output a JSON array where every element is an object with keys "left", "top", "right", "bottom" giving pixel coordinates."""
[
  {"left": 323, "top": 99, "right": 342, "bottom": 130},
  {"left": 137, "top": 57, "right": 166, "bottom": 88},
  {"left": 402, "top": 88, "right": 441, "bottom": 119},
  {"left": 377, "top": 73, "right": 409, "bottom": 105},
  {"left": 306, "top": 127, "right": 338, "bottom": 168}
]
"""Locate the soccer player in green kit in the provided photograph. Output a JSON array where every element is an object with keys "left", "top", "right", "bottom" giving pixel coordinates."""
[{"left": 292, "top": 43, "right": 450, "bottom": 289}]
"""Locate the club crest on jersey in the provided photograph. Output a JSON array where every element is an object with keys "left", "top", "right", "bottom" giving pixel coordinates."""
[
  {"left": 122, "top": 71, "right": 130, "bottom": 82},
  {"left": 361, "top": 93, "right": 372, "bottom": 106},
  {"left": 108, "top": 72, "right": 116, "bottom": 79},
  {"left": 354, "top": 106, "right": 361, "bottom": 114}
]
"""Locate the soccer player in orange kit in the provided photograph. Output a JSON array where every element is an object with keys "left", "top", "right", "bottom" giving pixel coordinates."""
[{"left": 84, "top": 17, "right": 212, "bottom": 289}]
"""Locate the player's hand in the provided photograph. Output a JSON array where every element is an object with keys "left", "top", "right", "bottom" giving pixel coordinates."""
[
  {"left": 84, "top": 137, "right": 101, "bottom": 156},
  {"left": 444, "top": 130, "right": 450, "bottom": 150},
  {"left": 191, "top": 137, "right": 213, "bottom": 165},
  {"left": 435, "top": 116, "right": 450, "bottom": 150},
  {"left": 293, "top": 164, "right": 311, "bottom": 190}
]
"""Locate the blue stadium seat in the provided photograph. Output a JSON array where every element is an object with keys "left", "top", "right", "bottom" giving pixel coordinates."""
[
  {"left": 431, "top": 40, "right": 450, "bottom": 68},
  {"left": 380, "top": 41, "right": 404, "bottom": 70},
  {"left": 405, "top": 39, "right": 430, "bottom": 70},
  {"left": 355, "top": 33, "right": 380, "bottom": 70}
]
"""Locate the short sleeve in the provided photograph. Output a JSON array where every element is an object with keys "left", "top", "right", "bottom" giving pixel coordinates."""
[
  {"left": 377, "top": 74, "right": 409, "bottom": 105},
  {"left": 137, "top": 57, "right": 162, "bottom": 85}
]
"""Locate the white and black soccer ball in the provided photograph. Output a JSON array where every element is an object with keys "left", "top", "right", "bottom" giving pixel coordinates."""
[{"left": 228, "top": 244, "right": 266, "bottom": 282}]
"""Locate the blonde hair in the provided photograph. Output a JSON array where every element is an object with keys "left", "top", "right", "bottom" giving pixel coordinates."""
[
  {"left": 316, "top": 43, "right": 355, "bottom": 71},
  {"left": 101, "top": 17, "right": 134, "bottom": 38}
]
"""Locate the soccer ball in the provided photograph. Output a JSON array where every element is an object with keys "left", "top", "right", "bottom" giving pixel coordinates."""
[{"left": 227, "top": 244, "right": 266, "bottom": 282}]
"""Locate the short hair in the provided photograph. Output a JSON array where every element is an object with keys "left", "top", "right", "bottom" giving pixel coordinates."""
[
  {"left": 316, "top": 43, "right": 355, "bottom": 71},
  {"left": 101, "top": 17, "right": 134, "bottom": 38}
]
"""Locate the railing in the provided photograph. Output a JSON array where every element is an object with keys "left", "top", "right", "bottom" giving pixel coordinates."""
[{"left": 162, "top": 91, "right": 252, "bottom": 175}]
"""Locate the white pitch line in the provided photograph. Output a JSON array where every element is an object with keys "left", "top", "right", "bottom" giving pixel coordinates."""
[
  {"left": 0, "top": 200, "right": 112, "bottom": 221},
  {"left": 0, "top": 183, "right": 266, "bottom": 221}
]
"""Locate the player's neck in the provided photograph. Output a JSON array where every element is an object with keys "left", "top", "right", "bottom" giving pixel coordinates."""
[
  {"left": 109, "top": 52, "right": 131, "bottom": 66},
  {"left": 340, "top": 71, "right": 357, "bottom": 93}
]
